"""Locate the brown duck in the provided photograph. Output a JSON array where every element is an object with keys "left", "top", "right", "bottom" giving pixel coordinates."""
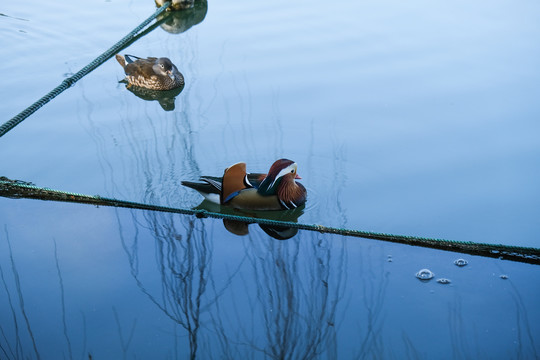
[
  {"left": 115, "top": 54, "right": 184, "bottom": 91},
  {"left": 182, "top": 159, "right": 307, "bottom": 211}
]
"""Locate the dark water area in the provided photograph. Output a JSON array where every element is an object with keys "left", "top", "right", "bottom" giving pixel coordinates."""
[
  {"left": 1, "top": 0, "right": 540, "bottom": 358},
  {"left": 2, "top": 198, "right": 539, "bottom": 359}
]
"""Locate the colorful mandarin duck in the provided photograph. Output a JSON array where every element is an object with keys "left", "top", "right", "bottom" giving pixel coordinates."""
[
  {"left": 115, "top": 54, "right": 184, "bottom": 91},
  {"left": 181, "top": 159, "right": 307, "bottom": 211}
]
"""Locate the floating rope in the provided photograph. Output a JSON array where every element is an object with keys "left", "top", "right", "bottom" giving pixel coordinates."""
[
  {"left": 1, "top": 179, "right": 539, "bottom": 265},
  {"left": 0, "top": 1, "right": 172, "bottom": 138}
]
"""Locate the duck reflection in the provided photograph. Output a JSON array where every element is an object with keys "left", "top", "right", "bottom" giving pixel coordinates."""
[
  {"left": 120, "top": 82, "right": 185, "bottom": 111},
  {"left": 155, "top": 0, "right": 208, "bottom": 34},
  {"left": 194, "top": 199, "right": 305, "bottom": 240}
]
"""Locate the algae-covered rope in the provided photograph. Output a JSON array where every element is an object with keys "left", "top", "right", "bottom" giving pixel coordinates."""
[
  {"left": 0, "top": 1, "right": 172, "bottom": 138},
  {"left": 1, "top": 179, "right": 539, "bottom": 265}
]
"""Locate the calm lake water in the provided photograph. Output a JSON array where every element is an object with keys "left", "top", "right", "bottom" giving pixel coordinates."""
[{"left": 1, "top": 0, "right": 540, "bottom": 358}]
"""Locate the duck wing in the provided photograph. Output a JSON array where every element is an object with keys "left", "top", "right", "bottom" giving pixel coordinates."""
[
  {"left": 123, "top": 54, "right": 149, "bottom": 63},
  {"left": 246, "top": 173, "right": 266, "bottom": 188},
  {"left": 221, "top": 162, "right": 249, "bottom": 204},
  {"left": 124, "top": 58, "right": 157, "bottom": 78}
]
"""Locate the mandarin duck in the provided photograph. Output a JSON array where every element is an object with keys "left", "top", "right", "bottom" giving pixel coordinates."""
[
  {"left": 181, "top": 159, "right": 307, "bottom": 211},
  {"left": 115, "top": 54, "right": 184, "bottom": 91}
]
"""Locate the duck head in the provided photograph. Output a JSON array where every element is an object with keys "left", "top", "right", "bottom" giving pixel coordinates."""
[
  {"left": 257, "top": 159, "right": 302, "bottom": 196},
  {"left": 153, "top": 57, "right": 177, "bottom": 80}
]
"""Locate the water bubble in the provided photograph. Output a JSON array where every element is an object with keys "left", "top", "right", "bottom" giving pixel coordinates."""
[
  {"left": 500, "top": 274, "right": 508, "bottom": 280},
  {"left": 437, "top": 278, "right": 451, "bottom": 284},
  {"left": 416, "top": 268, "right": 434, "bottom": 281},
  {"left": 454, "top": 259, "right": 468, "bottom": 267}
]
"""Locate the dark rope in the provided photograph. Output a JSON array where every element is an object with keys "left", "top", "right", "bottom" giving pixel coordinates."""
[
  {"left": 1, "top": 179, "right": 539, "bottom": 265},
  {"left": 0, "top": 1, "right": 172, "bottom": 138}
]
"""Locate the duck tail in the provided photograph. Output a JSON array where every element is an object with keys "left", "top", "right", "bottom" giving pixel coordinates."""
[
  {"left": 114, "top": 54, "right": 126, "bottom": 68},
  {"left": 181, "top": 180, "right": 220, "bottom": 194},
  {"left": 124, "top": 54, "right": 143, "bottom": 64}
]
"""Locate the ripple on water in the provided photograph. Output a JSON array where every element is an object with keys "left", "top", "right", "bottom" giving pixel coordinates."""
[
  {"left": 454, "top": 258, "right": 468, "bottom": 267},
  {"left": 416, "top": 268, "right": 434, "bottom": 281}
]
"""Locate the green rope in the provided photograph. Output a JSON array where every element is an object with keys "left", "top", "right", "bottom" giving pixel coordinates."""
[
  {"left": 1, "top": 179, "right": 539, "bottom": 265},
  {"left": 0, "top": 1, "right": 172, "bottom": 138}
]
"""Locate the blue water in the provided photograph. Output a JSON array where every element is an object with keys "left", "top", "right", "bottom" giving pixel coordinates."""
[{"left": 1, "top": 0, "right": 540, "bottom": 358}]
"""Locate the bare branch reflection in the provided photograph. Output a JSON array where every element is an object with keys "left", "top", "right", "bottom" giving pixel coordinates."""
[
  {"left": 212, "top": 230, "right": 347, "bottom": 359},
  {"left": 355, "top": 247, "right": 389, "bottom": 359},
  {"left": 117, "top": 209, "right": 214, "bottom": 359},
  {"left": 506, "top": 279, "right": 539, "bottom": 358},
  {"left": 113, "top": 306, "right": 137, "bottom": 360},
  {"left": 0, "top": 227, "right": 41, "bottom": 360},
  {"left": 53, "top": 239, "right": 73, "bottom": 360}
]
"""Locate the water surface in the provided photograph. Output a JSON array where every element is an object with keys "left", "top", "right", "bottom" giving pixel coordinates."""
[{"left": 1, "top": 0, "right": 539, "bottom": 358}]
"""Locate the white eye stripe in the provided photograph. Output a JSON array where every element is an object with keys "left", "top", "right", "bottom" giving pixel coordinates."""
[{"left": 270, "top": 163, "right": 297, "bottom": 188}]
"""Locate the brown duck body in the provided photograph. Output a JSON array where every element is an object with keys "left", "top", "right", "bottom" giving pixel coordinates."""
[
  {"left": 182, "top": 159, "right": 307, "bottom": 211},
  {"left": 226, "top": 188, "right": 282, "bottom": 210},
  {"left": 115, "top": 54, "right": 184, "bottom": 91}
]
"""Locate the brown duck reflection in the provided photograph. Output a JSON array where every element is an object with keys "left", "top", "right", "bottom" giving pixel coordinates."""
[
  {"left": 193, "top": 199, "right": 305, "bottom": 240},
  {"left": 120, "top": 82, "right": 185, "bottom": 111},
  {"left": 155, "top": 0, "right": 208, "bottom": 34}
]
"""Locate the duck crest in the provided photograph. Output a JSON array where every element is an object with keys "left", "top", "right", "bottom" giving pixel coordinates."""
[{"left": 257, "top": 159, "right": 295, "bottom": 196}]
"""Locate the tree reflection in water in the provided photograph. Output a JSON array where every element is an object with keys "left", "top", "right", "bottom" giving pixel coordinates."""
[
  {"left": 354, "top": 247, "right": 390, "bottom": 359},
  {"left": 243, "top": 232, "right": 346, "bottom": 359},
  {"left": 206, "top": 229, "right": 347, "bottom": 359},
  {"left": 114, "top": 202, "right": 347, "bottom": 359},
  {"left": 118, "top": 210, "right": 214, "bottom": 360}
]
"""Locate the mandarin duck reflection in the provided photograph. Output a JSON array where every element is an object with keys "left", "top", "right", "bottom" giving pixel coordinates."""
[
  {"left": 181, "top": 159, "right": 307, "bottom": 211},
  {"left": 115, "top": 54, "right": 184, "bottom": 91},
  {"left": 155, "top": 0, "right": 195, "bottom": 11}
]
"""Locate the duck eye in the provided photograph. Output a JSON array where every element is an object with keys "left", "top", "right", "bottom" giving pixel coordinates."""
[{"left": 290, "top": 169, "right": 294, "bottom": 173}]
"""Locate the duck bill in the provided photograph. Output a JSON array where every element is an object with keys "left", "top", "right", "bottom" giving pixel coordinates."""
[
  {"left": 167, "top": 71, "right": 175, "bottom": 80},
  {"left": 295, "top": 174, "right": 302, "bottom": 179}
]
